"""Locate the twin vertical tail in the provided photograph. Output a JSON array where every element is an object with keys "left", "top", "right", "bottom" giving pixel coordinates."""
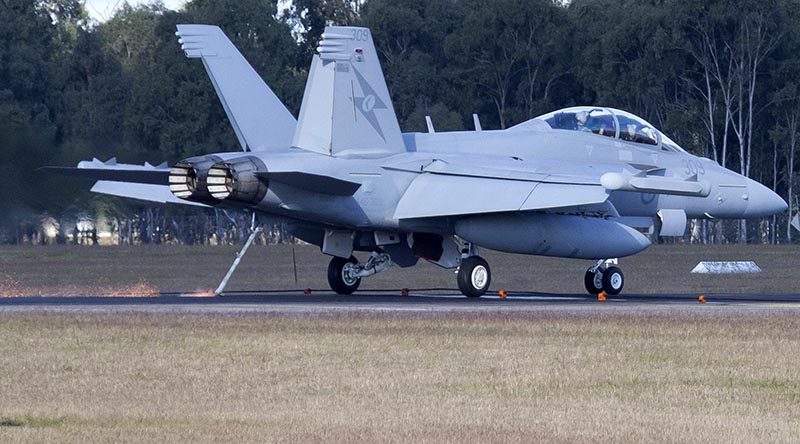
[
  {"left": 292, "top": 27, "right": 406, "bottom": 157},
  {"left": 176, "top": 25, "right": 297, "bottom": 152},
  {"left": 176, "top": 24, "right": 404, "bottom": 157}
]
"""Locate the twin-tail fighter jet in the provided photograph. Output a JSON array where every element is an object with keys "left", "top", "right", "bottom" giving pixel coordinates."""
[{"left": 50, "top": 25, "right": 788, "bottom": 297}]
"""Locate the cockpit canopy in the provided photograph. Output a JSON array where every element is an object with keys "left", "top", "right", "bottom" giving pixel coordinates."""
[{"left": 535, "top": 106, "right": 685, "bottom": 152}]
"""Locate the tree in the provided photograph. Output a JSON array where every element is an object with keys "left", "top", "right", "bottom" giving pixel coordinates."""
[
  {"left": 289, "top": 0, "right": 362, "bottom": 63},
  {"left": 361, "top": 0, "right": 465, "bottom": 130},
  {"left": 444, "top": 0, "right": 568, "bottom": 129}
]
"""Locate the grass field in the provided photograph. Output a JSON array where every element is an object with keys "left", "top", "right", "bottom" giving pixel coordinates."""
[
  {"left": 0, "top": 243, "right": 798, "bottom": 296},
  {"left": 1, "top": 244, "right": 799, "bottom": 443},
  {"left": 1, "top": 313, "right": 800, "bottom": 443}
]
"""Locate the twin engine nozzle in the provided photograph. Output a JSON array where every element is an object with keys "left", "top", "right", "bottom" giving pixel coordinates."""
[{"left": 168, "top": 155, "right": 268, "bottom": 205}]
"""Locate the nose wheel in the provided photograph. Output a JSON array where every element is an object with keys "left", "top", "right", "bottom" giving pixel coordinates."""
[{"left": 584, "top": 260, "right": 624, "bottom": 296}]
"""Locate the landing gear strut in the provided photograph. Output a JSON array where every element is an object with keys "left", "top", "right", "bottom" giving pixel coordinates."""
[{"left": 584, "top": 259, "right": 624, "bottom": 296}]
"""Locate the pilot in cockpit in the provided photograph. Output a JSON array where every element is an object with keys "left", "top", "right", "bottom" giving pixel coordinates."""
[
  {"left": 580, "top": 110, "right": 615, "bottom": 137},
  {"left": 553, "top": 111, "right": 580, "bottom": 130},
  {"left": 576, "top": 111, "right": 589, "bottom": 131},
  {"left": 547, "top": 108, "right": 615, "bottom": 137}
]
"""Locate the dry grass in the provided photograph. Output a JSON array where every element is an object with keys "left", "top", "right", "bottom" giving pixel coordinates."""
[
  {"left": 1, "top": 313, "right": 800, "bottom": 443},
  {"left": 0, "top": 244, "right": 798, "bottom": 296}
]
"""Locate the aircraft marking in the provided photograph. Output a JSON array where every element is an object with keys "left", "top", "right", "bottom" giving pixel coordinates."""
[{"left": 351, "top": 66, "right": 387, "bottom": 141}]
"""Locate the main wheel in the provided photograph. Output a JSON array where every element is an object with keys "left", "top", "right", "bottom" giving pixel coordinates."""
[
  {"left": 457, "top": 256, "right": 491, "bottom": 298},
  {"left": 327, "top": 256, "right": 361, "bottom": 295},
  {"left": 601, "top": 266, "right": 624, "bottom": 295},
  {"left": 584, "top": 268, "right": 603, "bottom": 295}
]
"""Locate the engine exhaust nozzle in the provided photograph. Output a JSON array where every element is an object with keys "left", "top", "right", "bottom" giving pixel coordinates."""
[
  {"left": 207, "top": 157, "right": 268, "bottom": 204},
  {"left": 168, "top": 155, "right": 222, "bottom": 203}
]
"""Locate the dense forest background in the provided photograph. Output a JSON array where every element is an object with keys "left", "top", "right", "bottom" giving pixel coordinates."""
[{"left": 1, "top": 0, "right": 799, "bottom": 245}]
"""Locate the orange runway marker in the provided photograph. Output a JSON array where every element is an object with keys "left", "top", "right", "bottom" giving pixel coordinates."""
[
  {"left": 698, "top": 295, "right": 707, "bottom": 304},
  {"left": 597, "top": 292, "right": 607, "bottom": 301},
  {"left": 498, "top": 290, "right": 507, "bottom": 299}
]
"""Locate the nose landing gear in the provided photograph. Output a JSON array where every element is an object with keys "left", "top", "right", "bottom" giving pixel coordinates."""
[{"left": 584, "top": 259, "right": 624, "bottom": 296}]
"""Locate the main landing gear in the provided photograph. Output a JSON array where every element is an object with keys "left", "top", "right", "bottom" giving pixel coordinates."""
[
  {"left": 457, "top": 256, "right": 491, "bottom": 297},
  {"left": 584, "top": 259, "right": 624, "bottom": 296},
  {"left": 456, "top": 243, "right": 491, "bottom": 298},
  {"left": 327, "top": 251, "right": 393, "bottom": 295}
]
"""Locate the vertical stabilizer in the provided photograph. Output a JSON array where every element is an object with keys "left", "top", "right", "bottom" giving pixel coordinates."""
[
  {"left": 176, "top": 24, "right": 296, "bottom": 152},
  {"left": 293, "top": 26, "right": 405, "bottom": 157}
]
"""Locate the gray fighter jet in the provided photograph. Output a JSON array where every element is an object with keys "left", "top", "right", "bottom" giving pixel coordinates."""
[{"left": 50, "top": 25, "right": 788, "bottom": 297}]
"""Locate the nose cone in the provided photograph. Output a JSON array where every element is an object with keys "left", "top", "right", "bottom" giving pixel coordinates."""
[{"left": 744, "top": 178, "right": 788, "bottom": 217}]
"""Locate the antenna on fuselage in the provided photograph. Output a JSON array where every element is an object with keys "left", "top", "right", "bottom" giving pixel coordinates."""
[
  {"left": 425, "top": 116, "right": 436, "bottom": 133},
  {"left": 473, "top": 113, "right": 482, "bottom": 132}
]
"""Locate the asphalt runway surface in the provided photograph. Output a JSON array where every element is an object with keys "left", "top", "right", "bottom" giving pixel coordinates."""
[{"left": 3, "top": 290, "right": 800, "bottom": 316}]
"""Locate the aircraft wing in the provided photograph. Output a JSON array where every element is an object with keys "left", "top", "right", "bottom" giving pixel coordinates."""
[
  {"left": 44, "top": 158, "right": 207, "bottom": 207},
  {"left": 391, "top": 162, "right": 610, "bottom": 219},
  {"left": 91, "top": 181, "right": 208, "bottom": 207}
]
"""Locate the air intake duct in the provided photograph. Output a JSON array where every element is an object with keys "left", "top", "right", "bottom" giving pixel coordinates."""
[
  {"left": 207, "top": 156, "right": 268, "bottom": 204},
  {"left": 168, "top": 155, "right": 223, "bottom": 204}
]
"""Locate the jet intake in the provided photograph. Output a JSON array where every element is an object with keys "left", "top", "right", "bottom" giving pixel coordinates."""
[
  {"left": 168, "top": 155, "right": 222, "bottom": 204},
  {"left": 207, "top": 157, "right": 268, "bottom": 204}
]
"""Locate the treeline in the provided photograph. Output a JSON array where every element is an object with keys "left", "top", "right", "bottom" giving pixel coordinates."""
[{"left": 1, "top": 0, "right": 798, "bottom": 245}]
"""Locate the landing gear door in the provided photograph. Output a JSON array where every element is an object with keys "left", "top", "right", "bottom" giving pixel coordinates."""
[
  {"left": 412, "top": 233, "right": 460, "bottom": 269},
  {"left": 322, "top": 230, "right": 355, "bottom": 258},
  {"left": 657, "top": 209, "right": 687, "bottom": 237}
]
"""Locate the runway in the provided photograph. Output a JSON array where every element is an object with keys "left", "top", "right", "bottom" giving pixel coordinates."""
[{"left": 2, "top": 290, "right": 800, "bottom": 316}]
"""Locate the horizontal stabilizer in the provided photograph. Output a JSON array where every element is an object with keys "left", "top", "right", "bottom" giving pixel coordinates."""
[
  {"left": 42, "top": 158, "right": 169, "bottom": 185},
  {"left": 43, "top": 166, "right": 168, "bottom": 185},
  {"left": 176, "top": 24, "right": 296, "bottom": 151},
  {"left": 91, "top": 181, "right": 208, "bottom": 207},
  {"left": 257, "top": 172, "right": 361, "bottom": 196}
]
